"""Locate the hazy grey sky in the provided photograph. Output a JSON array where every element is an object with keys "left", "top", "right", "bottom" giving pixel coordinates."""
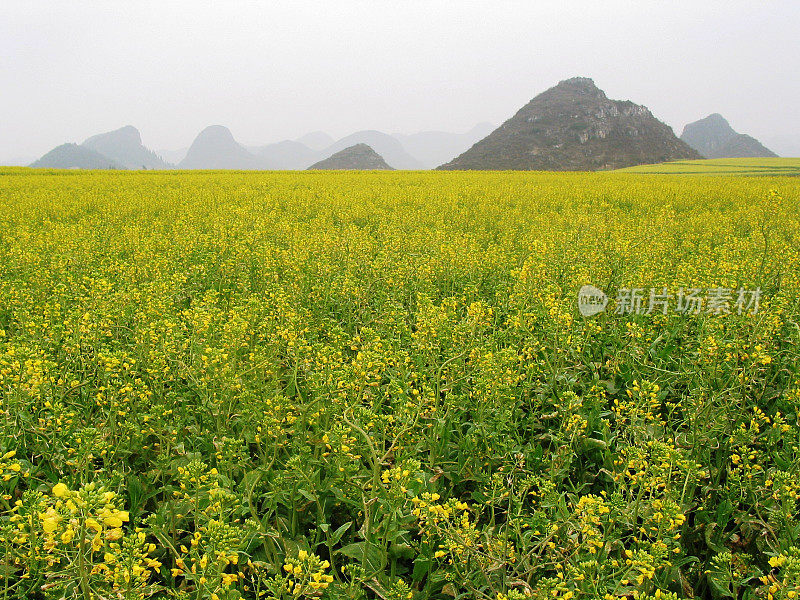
[{"left": 2, "top": 1, "right": 799, "bottom": 160}]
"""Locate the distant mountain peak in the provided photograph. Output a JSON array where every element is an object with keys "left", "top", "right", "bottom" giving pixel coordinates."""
[
  {"left": 195, "top": 125, "right": 236, "bottom": 142},
  {"left": 308, "top": 144, "right": 393, "bottom": 170},
  {"left": 681, "top": 114, "right": 776, "bottom": 158},
  {"left": 554, "top": 76, "right": 605, "bottom": 97},
  {"left": 438, "top": 77, "right": 699, "bottom": 170},
  {"left": 179, "top": 125, "right": 264, "bottom": 169},
  {"left": 83, "top": 124, "right": 142, "bottom": 144},
  {"left": 30, "top": 143, "right": 123, "bottom": 169},
  {"left": 118, "top": 124, "right": 141, "bottom": 137},
  {"left": 681, "top": 114, "right": 736, "bottom": 143},
  {"left": 320, "top": 131, "right": 422, "bottom": 169},
  {"left": 81, "top": 125, "right": 169, "bottom": 169}
]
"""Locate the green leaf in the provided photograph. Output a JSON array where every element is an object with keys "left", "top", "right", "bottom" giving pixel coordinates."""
[
  {"left": 412, "top": 557, "right": 431, "bottom": 582},
  {"left": 337, "top": 541, "right": 383, "bottom": 574},
  {"left": 715, "top": 499, "right": 733, "bottom": 528},
  {"left": 330, "top": 521, "right": 352, "bottom": 544}
]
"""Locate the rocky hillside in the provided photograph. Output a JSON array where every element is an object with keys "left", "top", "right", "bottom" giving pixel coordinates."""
[
  {"left": 680, "top": 114, "right": 777, "bottom": 158},
  {"left": 307, "top": 144, "right": 393, "bottom": 170},
  {"left": 438, "top": 77, "right": 700, "bottom": 170}
]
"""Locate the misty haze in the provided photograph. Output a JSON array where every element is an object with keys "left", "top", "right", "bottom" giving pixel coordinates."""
[{"left": 2, "top": 2, "right": 799, "bottom": 167}]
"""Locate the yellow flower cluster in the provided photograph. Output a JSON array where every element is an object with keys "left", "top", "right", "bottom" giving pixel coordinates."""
[
  {"left": 761, "top": 547, "right": 800, "bottom": 600},
  {"left": 0, "top": 449, "right": 26, "bottom": 484},
  {"left": 46, "top": 482, "right": 130, "bottom": 549},
  {"left": 283, "top": 549, "right": 334, "bottom": 595},
  {"left": 572, "top": 495, "right": 610, "bottom": 554}
]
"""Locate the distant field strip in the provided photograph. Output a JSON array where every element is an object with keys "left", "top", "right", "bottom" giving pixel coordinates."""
[{"left": 618, "top": 157, "right": 800, "bottom": 175}]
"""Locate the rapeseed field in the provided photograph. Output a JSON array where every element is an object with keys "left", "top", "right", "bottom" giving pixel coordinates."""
[{"left": 0, "top": 168, "right": 798, "bottom": 600}]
